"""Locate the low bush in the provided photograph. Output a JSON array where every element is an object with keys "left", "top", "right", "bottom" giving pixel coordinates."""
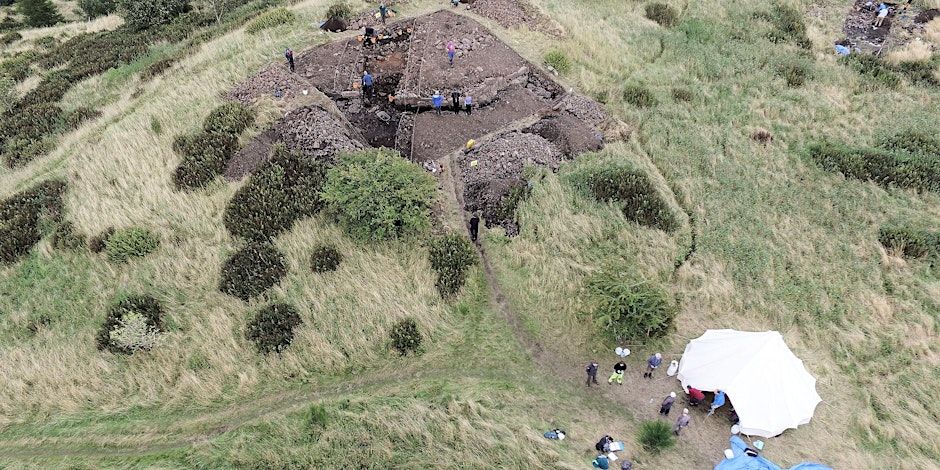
[
  {"left": 671, "top": 87, "right": 693, "bottom": 102},
  {"left": 0, "top": 51, "right": 38, "bottom": 82},
  {"left": 224, "top": 145, "right": 329, "bottom": 240},
  {"left": 895, "top": 58, "right": 940, "bottom": 87},
  {"left": 104, "top": 227, "right": 160, "bottom": 262},
  {"left": 325, "top": 2, "right": 351, "bottom": 20},
  {"left": 777, "top": 59, "right": 812, "bottom": 87},
  {"left": 764, "top": 3, "right": 811, "bottom": 49},
  {"left": 321, "top": 150, "right": 437, "bottom": 241},
  {"left": 18, "top": 0, "right": 65, "bottom": 27},
  {"left": 96, "top": 295, "right": 164, "bottom": 354},
  {"left": 118, "top": 0, "right": 191, "bottom": 30},
  {"left": 310, "top": 245, "right": 342, "bottom": 273},
  {"left": 245, "top": 302, "right": 302, "bottom": 353},
  {"left": 806, "top": 141, "right": 940, "bottom": 193},
  {"left": 0, "top": 76, "right": 14, "bottom": 114},
  {"left": 302, "top": 404, "right": 329, "bottom": 440},
  {"left": 63, "top": 107, "right": 102, "bottom": 130},
  {"left": 78, "top": 0, "right": 117, "bottom": 19},
  {"left": 172, "top": 131, "right": 237, "bottom": 190},
  {"left": 140, "top": 56, "right": 176, "bottom": 81},
  {"left": 840, "top": 53, "right": 901, "bottom": 88},
  {"left": 204, "top": 102, "right": 255, "bottom": 135},
  {"left": 584, "top": 269, "right": 677, "bottom": 341},
  {"left": 0, "top": 31, "right": 21, "bottom": 46},
  {"left": 52, "top": 221, "right": 87, "bottom": 250},
  {"left": 389, "top": 317, "right": 422, "bottom": 356},
  {"left": 878, "top": 224, "right": 940, "bottom": 259},
  {"left": 638, "top": 420, "right": 675, "bottom": 453},
  {"left": 877, "top": 130, "right": 940, "bottom": 157},
  {"left": 89, "top": 226, "right": 115, "bottom": 253},
  {"left": 568, "top": 164, "right": 679, "bottom": 232},
  {"left": 245, "top": 7, "right": 295, "bottom": 34},
  {"left": 0, "top": 179, "right": 66, "bottom": 264},
  {"left": 623, "top": 84, "right": 657, "bottom": 108},
  {"left": 645, "top": 2, "right": 679, "bottom": 27},
  {"left": 544, "top": 50, "right": 571, "bottom": 74},
  {"left": 428, "top": 233, "right": 477, "bottom": 297},
  {"left": 219, "top": 242, "right": 288, "bottom": 301}
]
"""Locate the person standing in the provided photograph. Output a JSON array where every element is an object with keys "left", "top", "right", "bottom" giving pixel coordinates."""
[
  {"left": 608, "top": 361, "right": 627, "bottom": 385},
  {"left": 446, "top": 40, "right": 456, "bottom": 66},
  {"left": 451, "top": 90, "right": 461, "bottom": 113},
  {"left": 284, "top": 48, "right": 295, "bottom": 72},
  {"left": 361, "top": 71, "right": 375, "bottom": 99},
  {"left": 432, "top": 90, "right": 443, "bottom": 115},
  {"left": 464, "top": 94, "right": 473, "bottom": 115},
  {"left": 644, "top": 353, "right": 662, "bottom": 379},
  {"left": 585, "top": 360, "right": 599, "bottom": 386},
  {"left": 686, "top": 385, "right": 705, "bottom": 406},
  {"left": 707, "top": 389, "right": 726, "bottom": 417},
  {"left": 659, "top": 392, "right": 677, "bottom": 416},
  {"left": 468, "top": 213, "right": 480, "bottom": 242},
  {"left": 673, "top": 409, "right": 691, "bottom": 436},
  {"left": 379, "top": 2, "right": 389, "bottom": 24}
]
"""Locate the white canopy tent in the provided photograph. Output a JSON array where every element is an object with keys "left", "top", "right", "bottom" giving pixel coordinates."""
[{"left": 677, "top": 329, "right": 822, "bottom": 438}]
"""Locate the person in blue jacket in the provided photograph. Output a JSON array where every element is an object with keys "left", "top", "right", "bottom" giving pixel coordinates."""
[
  {"left": 708, "top": 389, "right": 726, "bottom": 416},
  {"left": 432, "top": 90, "right": 443, "bottom": 115},
  {"left": 361, "top": 71, "right": 375, "bottom": 99}
]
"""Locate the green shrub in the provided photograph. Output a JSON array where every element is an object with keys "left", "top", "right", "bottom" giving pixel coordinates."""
[
  {"left": 0, "top": 76, "right": 14, "bottom": 114},
  {"left": 140, "top": 56, "right": 176, "bottom": 81},
  {"left": 310, "top": 245, "right": 342, "bottom": 273},
  {"left": 219, "top": 242, "right": 288, "bottom": 301},
  {"left": 645, "top": 3, "right": 679, "bottom": 27},
  {"left": 568, "top": 164, "right": 679, "bottom": 232},
  {"left": 584, "top": 269, "right": 677, "bottom": 341},
  {"left": 172, "top": 131, "right": 237, "bottom": 190},
  {"left": 806, "top": 141, "right": 940, "bottom": 193},
  {"left": 302, "top": 404, "right": 329, "bottom": 440},
  {"left": 840, "top": 53, "right": 901, "bottom": 88},
  {"left": 878, "top": 224, "right": 940, "bottom": 259},
  {"left": 544, "top": 50, "right": 571, "bottom": 74},
  {"left": 325, "top": 2, "right": 351, "bottom": 20},
  {"left": 245, "top": 302, "right": 302, "bottom": 353},
  {"left": 0, "top": 51, "right": 38, "bottom": 82},
  {"left": 63, "top": 107, "right": 101, "bottom": 130},
  {"left": 777, "top": 59, "right": 812, "bottom": 87},
  {"left": 32, "top": 35, "right": 58, "bottom": 49},
  {"left": 0, "top": 31, "right": 21, "bottom": 46},
  {"left": 104, "top": 227, "right": 160, "bottom": 262},
  {"left": 623, "top": 84, "right": 657, "bottom": 108},
  {"left": 895, "top": 59, "right": 940, "bottom": 87},
  {"left": 78, "top": 0, "right": 117, "bottom": 19},
  {"left": 118, "top": 0, "right": 191, "bottom": 30},
  {"left": 0, "top": 17, "right": 21, "bottom": 32},
  {"left": 89, "top": 226, "right": 115, "bottom": 253},
  {"left": 671, "top": 87, "right": 693, "bottom": 102},
  {"left": 764, "top": 3, "right": 811, "bottom": 49},
  {"left": 638, "top": 420, "right": 675, "bottom": 453},
  {"left": 245, "top": 7, "right": 295, "bottom": 34},
  {"left": 19, "top": 69, "right": 80, "bottom": 107},
  {"left": 52, "top": 221, "right": 87, "bottom": 250},
  {"left": 224, "top": 145, "right": 329, "bottom": 240},
  {"left": 321, "top": 150, "right": 436, "bottom": 241},
  {"left": 96, "top": 295, "right": 164, "bottom": 354},
  {"left": 0, "top": 179, "right": 66, "bottom": 264},
  {"left": 428, "top": 233, "right": 477, "bottom": 297},
  {"left": 151, "top": 116, "right": 163, "bottom": 135},
  {"left": 203, "top": 102, "right": 255, "bottom": 136},
  {"left": 877, "top": 130, "right": 940, "bottom": 157},
  {"left": 389, "top": 317, "right": 422, "bottom": 356},
  {"left": 18, "top": 0, "right": 64, "bottom": 27}
]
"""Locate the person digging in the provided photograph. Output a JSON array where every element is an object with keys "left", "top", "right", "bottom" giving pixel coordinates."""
[
  {"left": 362, "top": 71, "right": 375, "bottom": 101},
  {"left": 608, "top": 361, "right": 627, "bottom": 385},
  {"left": 284, "top": 47, "right": 295, "bottom": 72},
  {"left": 379, "top": 2, "right": 389, "bottom": 24}
]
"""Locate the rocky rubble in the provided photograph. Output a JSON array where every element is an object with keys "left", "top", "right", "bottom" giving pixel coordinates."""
[{"left": 274, "top": 106, "right": 367, "bottom": 162}]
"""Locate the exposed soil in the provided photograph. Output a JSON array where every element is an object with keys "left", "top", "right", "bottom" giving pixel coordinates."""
[
  {"left": 523, "top": 112, "right": 604, "bottom": 157},
  {"left": 225, "top": 64, "right": 314, "bottom": 105},
  {"left": 842, "top": 0, "right": 894, "bottom": 51},
  {"left": 274, "top": 105, "right": 367, "bottom": 162},
  {"left": 463, "top": 0, "right": 555, "bottom": 33},
  {"left": 554, "top": 92, "right": 609, "bottom": 128},
  {"left": 913, "top": 8, "right": 939, "bottom": 23},
  {"left": 224, "top": 129, "right": 275, "bottom": 181}
]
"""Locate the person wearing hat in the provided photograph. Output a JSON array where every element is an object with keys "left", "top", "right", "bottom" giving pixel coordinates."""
[
  {"left": 608, "top": 360, "right": 627, "bottom": 385},
  {"left": 585, "top": 360, "right": 599, "bottom": 387},
  {"left": 643, "top": 352, "right": 662, "bottom": 379},
  {"left": 362, "top": 71, "right": 375, "bottom": 99},
  {"left": 432, "top": 90, "right": 443, "bottom": 115},
  {"left": 686, "top": 385, "right": 705, "bottom": 406},
  {"left": 659, "top": 392, "right": 677, "bottom": 416},
  {"left": 673, "top": 409, "right": 691, "bottom": 436},
  {"left": 708, "top": 389, "right": 726, "bottom": 417}
]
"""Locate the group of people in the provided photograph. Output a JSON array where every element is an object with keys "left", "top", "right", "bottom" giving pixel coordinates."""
[
  {"left": 431, "top": 89, "right": 473, "bottom": 115},
  {"left": 584, "top": 352, "right": 665, "bottom": 387}
]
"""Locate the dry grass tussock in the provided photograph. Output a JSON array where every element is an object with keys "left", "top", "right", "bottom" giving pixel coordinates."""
[
  {"left": 926, "top": 18, "right": 940, "bottom": 47},
  {"left": 9, "top": 14, "right": 123, "bottom": 52},
  {"left": 885, "top": 38, "right": 934, "bottom": 64}
]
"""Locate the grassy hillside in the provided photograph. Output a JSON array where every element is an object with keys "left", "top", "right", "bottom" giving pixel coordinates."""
[{"left": 1, "top": 0, "right": 939, "bottom": 468}]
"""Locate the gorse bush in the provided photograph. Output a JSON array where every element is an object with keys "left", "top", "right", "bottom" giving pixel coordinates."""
[
  {"left": 878, "top": 224, "right": 940, "bottom": 259},
  {"left": 64, "top": 107, "right": 102, "bottom": 130},
  {"left": 671, "top": 87, "right": 693, "bottom": 102},
  {"left": 118, "top": 0, "right": 191, "bottom": 30},
  {"left": 0, "top": 31, "right": 21, "bottom": 46},
  {"left": 762, "top": 3, "right": 811, "bottom": 49},
  {"left": 52, "top": 221, "right": 87, "bottom": 251},
  {"left": 389, "top": 317, "right": 422, "bottom": 356},
  {"left": 623, "top": 84, "right": 657, "bottom": 108},
  {"left": 844, "top": 53, "right": 898, "bottom": 88},
  {"left": 638, "top": 420, "right": 675, "bottom": 453},
  {"left": 96, "top": 295, "right": 164, "bottom": 354},
  {"left": 568, "top": 163, "right": 679, "bottom": 232},
  {"left": 325, "top": 2, "right": 352, "bottom": 20},
  {"left": 777, "top": 59, "right": 812, "bottom": 87},
  {"left": 0, "top": 51, "right": 38, "bottom": 82},
  {"left": 310, "top": 245, "right": 342, "bottom": 273},
  {"left": 806, "top": 140, "right": 940, "bottom": 193},
  {"left": 104, "top": 227, "right": 160, "bottom": 262},
  {"left": 245, "top": 303, "right": 302, "bottom": 354},
  {"left": 0, "top": 102, "right": 65, "bottom": 168},
  {"left": 895, "top": 57, "right": 940, "bottom": 87},
  {"left": 0, "top": 76, "right": 14, "bottom": 114},
  {"left": 544, "top": 50, "right": 571, "bottom": 74},
  {"left": 645, "top": 3, "right": 679, "bottom": 27},
  {"left": 203, "top": 102, "right": 255, "bottom": 135},
  {"left": 321, "top": 150, "right": 436, "bottom": 241},
  {"left": 172, "top": 132, "right": 237, "bottom": 189},
  {"left": 246, "top": 7, "right": 295, "bottom": 34},
  {"left": 428, "top": 233, "right": 477, "bottom": 297},
  {"left": 224, "top": 145, "right": 328, "bottom": 240},
  {"left": 584, "top": 269, "right": 677, "bottom": 341},
  {"left": 0, "top": 179, "right": 65, "bottom": 264},
  {"left": 78, "top": 0, "right": 117, "bottom": 19},
  {"left": 17, "top": 0, "right": 64, "bottom": 27},
  {"left": 302, "top": 404, "right": 329, "bottom": 440},
  {"left": 877, "top": 130, "right": 940, "bottom": 157},
  {"left": 89, "top": 226, "right": 115, "bottom": 253},
  {"left": 219, "top": 242, "right": 288, "bottom": 301}
]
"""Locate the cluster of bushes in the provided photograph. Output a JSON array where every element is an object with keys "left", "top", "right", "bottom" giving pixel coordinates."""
[
  {"left": 17, "top": 0, "right": 64, "bottom": 28},
  {"left": 389, "top": 317, "right": 422, "bottom": 356},
  {"left": 841, "top": 53, "right": 940, "bottom": 88},
  {"left": 78, "top": 0, "right": 117, "bottom": 19},
  {"left": 0, "top": 179, "right": 66, "bottom": 264},
  {"left": 325, "top": 2, "right": 352, "bottom": 20},
  {"left": 310, "top": 244, "right": 342, "bottom": 273},
  {"left": 806, "top": 131, "right": 940, "bottom": 193},
  {"left": 757, "top": 3, "right": 811, "bottom": 49},
  {"left": 118, "top": 0, "right": 191, "bottom": 30},
  {"left": 567, "top": 163, "right": 679, "bottom": 232},
  {"left": 623, "top": 84, "right": 658, "bottom": 108},
  {"left": 583, "top": 268, "right": 677, "bottom": 341},
  {"left": 320, "top": 150, "right": 437, "bottom": 241},
  {"left": 96, "top": 295, "right": 164, "bottom": 354},
  {"left": 879, "top": 224, "right": 940, "bottom": 260},
  {"left": 104, "top": 227, "right": 160, "bottom": 262},
  {"left": 51, "top": 221, "right": 87, "bottom": 250},
  {"left": 428, "top": 233, "right": 477, "bottom": 297},
  {"left": 224, "top": 145, "right": 328, "bottom": 240},
  {"left": 543, "top": 50, "right": 571, "bottom": 74},
  {"left": 0, "top": 76, "right": 15, "bottom": 115},
  {"left": 219, "top": 242, "right": 288, "bottom": 301},
  {"left": 0, "top": 51, "right": 37, "bottom": 83},
  {"left": 645, "top": 3, "right": 679, "bottom": 27},
  {"left": 245, "top": 7, "right": 295, "bottom": 34},
  {"left": 173, "top": 102, "right": 254, "bottom": 189},
  {"left": 0, "top": 31, "right": 21, "bottom": 46},
  {"left": 0, "top": 100, "right": 98, "bottom": 167},
  {"left": 245, "top": 302, "right": 302, "bottom": 353},
  {"left": 777, "top": 58, "right": 813, "bottom": 87}
]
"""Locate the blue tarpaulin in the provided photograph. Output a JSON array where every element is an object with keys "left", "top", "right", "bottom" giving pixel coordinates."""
[{"left": 714, "top": 437, "right": 831, "bottom": 470}]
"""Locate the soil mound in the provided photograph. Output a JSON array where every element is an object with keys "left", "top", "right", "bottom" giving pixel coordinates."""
[
  {"left": 458, "top": 131, "right": 561, "bottom": 234},
  {"left": 274, "top": 106, "right": 367, "bottom": 162},
  {"left": 554, "top": 93, "right": 608, "bottom": 128},
  {"left": 842, "top": 0, "right": 893, "bottom": 51},
  {"left": 226, "top": 65, "right": 313, "bottom": 105},
  {"left": 914, "top": 8, "right": 939, "bottom": 24},
  {"left": 321, "top": 17, "right": 348, "bottom": 32},
  {"left": 465, "top": 0, "right": 553, "bottom": 32},
  {"left": 523, "top": 113, "right": 604, "bottom": 157},
  {"left": 225, "top": 130, "right": 276, "bottom": 181}
]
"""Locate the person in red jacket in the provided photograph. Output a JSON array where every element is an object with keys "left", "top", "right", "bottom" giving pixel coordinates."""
[{"left": 686, "top": 385, "right": 705, "bottom": 406}]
